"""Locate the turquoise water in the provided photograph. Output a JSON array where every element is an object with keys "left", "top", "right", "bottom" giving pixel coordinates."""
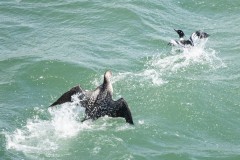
[{"left": 1, "top": 0, "right": 240, "bottom": 159}]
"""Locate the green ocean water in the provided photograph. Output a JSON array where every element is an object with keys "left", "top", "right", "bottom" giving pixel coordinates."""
[{"left": 1, "top": 0, "right": 240, "bottom": 159}]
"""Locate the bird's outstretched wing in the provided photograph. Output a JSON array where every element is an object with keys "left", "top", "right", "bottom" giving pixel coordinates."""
[
  {"left": 195, "top": 30, "right": 209, "bottom": 39},
  {"left": 112, "top": 98, "right": 134, "bottom": 125},
  {"left": 190, "top": 31, "right": 209, "bottom": 45},
  {"left": 49, "top": 85, "right": 83, "bottom": 107}
]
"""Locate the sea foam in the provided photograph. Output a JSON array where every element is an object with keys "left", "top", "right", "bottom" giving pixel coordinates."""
[
  {"left": 105, "top": 40, "right": 225, "bottom": 87},
  {"left": 150, "top": 39, "right": 226, "bottom": 73},
  {"left": 4, "top": 97, "right": 90, "bottom": 157}
]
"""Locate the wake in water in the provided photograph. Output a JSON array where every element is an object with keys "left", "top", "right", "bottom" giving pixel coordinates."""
[
  {"left": 92, "top": 69, "right": 165, "bottom": 88},
  {"left": 103, "top": 40, "right": 225, "bottom": 87}
]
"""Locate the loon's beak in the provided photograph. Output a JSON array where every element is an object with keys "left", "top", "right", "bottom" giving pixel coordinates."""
[{"left": 174, "top": 29, "right": 177, "bottom": 32}]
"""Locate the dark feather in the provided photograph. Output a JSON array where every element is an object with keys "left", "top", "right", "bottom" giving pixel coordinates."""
[
  {"left": 180, "top": 40, "right": 193, "bottom": 46},
  {"left": 49, "top": 85, "right": 83, "bottom": 107},
  {"left": 49, "top": 71, "right": 134, "bottom": 124},
  {"left": 113, "top": 98, "right": 134, "bottom": 124}
]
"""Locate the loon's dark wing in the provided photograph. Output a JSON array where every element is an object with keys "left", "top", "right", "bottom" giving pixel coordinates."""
[
  {"left": 190, "top": 31, "right": 210, "bottom": 45},
  {"left": 112, "top": 98, "right": 134, "bottom": 125},
  {"left": 195, "top": 30, "right": 209, "bottom": 39},
  {"left": 49, "top": 85, "right": 84, "bottom": 107},
  {"left": 81, "top": 98, "right": 134, "bottom": 125},
  {"left": 181, "top": 40, "right": 193, "bottom": 46}
]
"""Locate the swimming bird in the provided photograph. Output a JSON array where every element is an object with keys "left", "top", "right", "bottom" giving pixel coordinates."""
[
  {"left": 49, "top": 71, "right": 134, "bottom": 125},
  {"left": 169, "top": 29, "right": 209, "bottom": 47}
]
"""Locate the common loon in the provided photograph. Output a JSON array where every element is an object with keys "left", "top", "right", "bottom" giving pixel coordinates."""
[
  {"left": 169, "top": 29, "right": 209, "bottom": 48},
  {"left": 50, "top": 71, "right": 134, "bottom": 124}
]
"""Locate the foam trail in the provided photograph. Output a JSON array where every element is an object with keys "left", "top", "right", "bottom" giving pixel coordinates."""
[
  {"left": 92, "top": 70, "right": 165, "bottom": 88},
  {"left": 103, "top": 40, "right": 225, "bottom": 87},
  {"left": 136, "top": 69, "right": 165, "bottom": 86}
]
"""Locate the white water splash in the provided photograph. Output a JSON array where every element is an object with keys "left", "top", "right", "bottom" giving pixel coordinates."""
[
  {"left": 91, "top": 40, "right": 225, "bottom": 87},
  {"left": 4, "top": 98, "right": 92, "bottom": 157},
  {"left": 138, "top": 69, "right": 165, "bottom": 86},
  {"left": 151, "top": 40, "right": 226, "bottom": 73},
  {"left": 91, "top": 70, "right": 165, "bottom": 88},
  {"left": 138, "top": 120, "right": 145, "bottom": 125}
]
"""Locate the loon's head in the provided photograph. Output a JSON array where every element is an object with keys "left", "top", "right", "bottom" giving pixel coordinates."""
[
  {"left": 103, "top": 70, "right": 113, "bottom": 95},
  {"left": 104, "top": 70, "right": 112, "bottom": 83},
  {"left": 174, "top": 29, "right": 185, "bottom": 38}
]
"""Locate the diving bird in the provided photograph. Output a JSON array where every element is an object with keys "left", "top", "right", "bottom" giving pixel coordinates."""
[
  {"left": 169, "top": 29, "right": 209, "bottom": 47},
  {"left": 49, "top": 71, "right": 134, "bottom": 125}
]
